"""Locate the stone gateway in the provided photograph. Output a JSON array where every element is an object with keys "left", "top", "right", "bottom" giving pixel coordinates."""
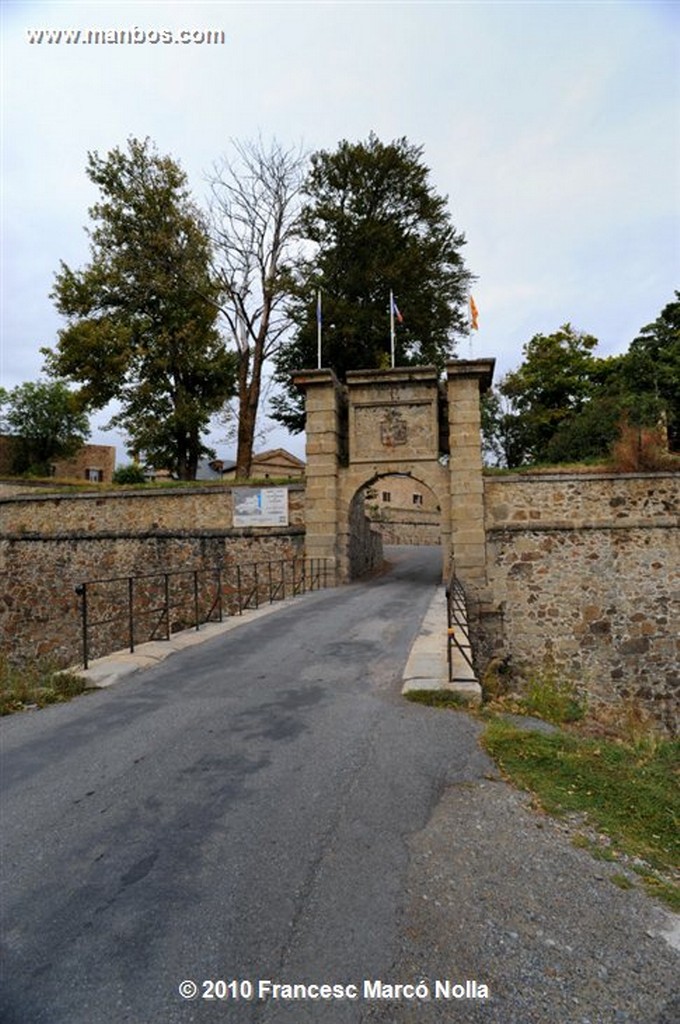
[{"left": 294, "top": 362, "right": 679, "bottom": 733}]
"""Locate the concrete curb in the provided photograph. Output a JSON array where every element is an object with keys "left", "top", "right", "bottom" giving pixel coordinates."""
[
  {"left": 71, "top": 595, "right": 311, "bottom": 689},
  {"left": 401, "top": 586, "right": 482, "bottom": 703}
]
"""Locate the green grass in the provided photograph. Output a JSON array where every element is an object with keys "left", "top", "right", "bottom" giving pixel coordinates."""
[
  {"left": 0, "top": 655, "right": 88, "bottom": 715},
  {"left": 512, "top": 672, "right": 587, "bottom": 724},
  {"left": 1, "top": 474, "right": 304, "bottom": 494},
  {"left": 482, "top": 719, "right": 680, "bottom": 910},
  {"left": 404, "top": 689, "right": 474, "bottom": 709},
  {"left": 610, "top": 873, "right": 636, "bottom": 891},
  {"left": 483, "top": 459, "right": 611, "bottom": 476}
]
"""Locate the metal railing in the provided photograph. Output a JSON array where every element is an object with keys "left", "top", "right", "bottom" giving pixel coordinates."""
[
  {"left": 445, "top": 571, "right": 475, "bottom": 682},
  {"left": 75, "top": 557, "right": 334, "bottom": 669}
]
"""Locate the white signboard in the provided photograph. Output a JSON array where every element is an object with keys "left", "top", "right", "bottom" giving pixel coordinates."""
[{"left": 233, "top": 487, "right": 289, "bottom": 527}]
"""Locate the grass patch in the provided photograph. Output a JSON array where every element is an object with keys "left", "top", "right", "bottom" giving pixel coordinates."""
[
  {"left": 404, "top": 689, "right": 474, "bottom": 709},
  {"left": 514, "top": 673, "right": 587, "bottom": 724},
  {"left": 0, "top": 475, "right": 304, "bottom": 495},
  {"left": 637, "top": 874, "right": 680, "bottom": 911},
  {"left": 610, "top": 873, "right": 636, "bottom": 892},
  {"left": 482, "top": 719, "right": 680, "bottom": 909},
  {"left": 411, "top": 666, "right": 679, "bottom": 910},
  {"left": 481, "top": 667, "right": 586, "bottom": 724},
  {"left": 0, "top": 655, "right": 88, "bottom": 715}
]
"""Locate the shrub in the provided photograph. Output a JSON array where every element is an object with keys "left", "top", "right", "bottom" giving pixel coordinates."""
[
  {"left": 610, "top": 415, "right": 675, "bottom": 472},
  {"left": 113, "top": 463, "right": 148, "bottom": 484}
]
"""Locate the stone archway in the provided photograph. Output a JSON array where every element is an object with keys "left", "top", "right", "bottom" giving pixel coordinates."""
[
  {"left": 293, "top": 361, "right": 494, "bottom": 586},
  {"left": 348, "top": 470, "right": 446, "bottom": 579}
]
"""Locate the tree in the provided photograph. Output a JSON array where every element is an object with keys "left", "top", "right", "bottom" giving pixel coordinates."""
[
  {"left": 481, "top": 390, "right": 528, "bottom": 469},
  {"left": 484, "top": 298, "right": 680, "bottom": 468},
  {"left": 44, "top": 137, "right": 236, "bottom": 480},
  {"left": 271, "top": 133, "right": 472, "bottom": 431},
  {"left": 207, "top": 138, "right": 307, "bottom": 478},
  {"left": 496, "top": 324, "right": 600, "bottom": 465},
  {"left": 541, "top": 394, "right": 628, "bottom": 464},
  {"left": 0, "top": 380, "right": 90, "bottom": 475},
  {"left": 617, "top": 291, "right": 680, "bottom": 450}
]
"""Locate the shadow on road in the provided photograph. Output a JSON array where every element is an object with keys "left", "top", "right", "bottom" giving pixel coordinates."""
[{"left": 367, "top": 544, "right": 443, "bottom": 587}]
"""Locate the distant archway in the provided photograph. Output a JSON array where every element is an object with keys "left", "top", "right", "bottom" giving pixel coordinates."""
[{"left": 349, "top": 471, "right": 444, "bottom": 579}]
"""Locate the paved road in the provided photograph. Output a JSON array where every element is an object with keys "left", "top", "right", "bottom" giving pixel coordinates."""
[
  {"left": 2, "top": 545, "right": 678, "bottom": 1024},
  {"left": 1, "top": 546, "right": 488, "bottom": 1023}
]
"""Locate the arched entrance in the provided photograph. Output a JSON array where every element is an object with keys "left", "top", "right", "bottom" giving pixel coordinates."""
[
  {"left": 293, "top": 362, "right": 494, "bottom": 587},
  {"left": 348, "top": 470, "right": 445, "bottom": 579}
]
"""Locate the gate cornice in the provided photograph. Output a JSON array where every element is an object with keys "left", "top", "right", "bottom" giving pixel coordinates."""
[
  {"left": 345, "top": 366, "right": 439, "bottom": 386},
  {"left": 446, "top": 359, "right": 495, "bottom": 389}
]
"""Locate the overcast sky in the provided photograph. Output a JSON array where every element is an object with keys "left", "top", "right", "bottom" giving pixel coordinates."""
[{"left": 1, "top": 0, "right": 678, "bottom": 462}]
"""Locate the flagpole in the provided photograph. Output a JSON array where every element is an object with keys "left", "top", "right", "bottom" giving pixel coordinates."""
[
  {"left": 389, "top": 289, "right": 395, "bottom": 368},
  {"left": 317, "top": 290, "right": 322, "bottom": 369}
]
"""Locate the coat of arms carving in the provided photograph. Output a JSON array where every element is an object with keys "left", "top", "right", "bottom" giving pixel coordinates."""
[{"left": 380, "top": 408, "right": 408, "bottom": 447}]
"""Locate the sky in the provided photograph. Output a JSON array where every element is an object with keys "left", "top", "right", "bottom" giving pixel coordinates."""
[{"left": 1, "top": 0, "right": 678, "bottom": 464}]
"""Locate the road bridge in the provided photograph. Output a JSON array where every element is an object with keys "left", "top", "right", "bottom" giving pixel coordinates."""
[{"left": 1, "top": 546, "right": 676, "bottom": 1024}]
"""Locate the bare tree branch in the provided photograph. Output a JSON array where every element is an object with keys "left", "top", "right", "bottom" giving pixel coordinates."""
[{"left": 206, "top": 136, "right": 307, "bottom": 478}]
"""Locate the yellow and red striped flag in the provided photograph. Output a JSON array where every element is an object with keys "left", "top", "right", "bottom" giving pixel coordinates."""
[{"left": 469, "top": 295, "right": 479, "bottom": 331}]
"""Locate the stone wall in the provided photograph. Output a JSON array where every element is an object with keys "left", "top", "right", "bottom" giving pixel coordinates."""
[
  {"left": 371, "top": 511, "right": 440, "bottom": 546},
  {"left": 0, "top": 484, "right": 305, "bottom": 535},
  {"left": 347, "top": 491, "right": 384, "bottom": 578},
  {"left": 480, "top": 472, "right": 679, "bottom": 732},
  {"left": 3, "top": 426, "right": 678, "bottom": 733},
  {"left": 0, "top": 485, "right": 310, "bottom": 669},
  {"left": 1, "top": 530, "right": 307, "bottom": 669}
]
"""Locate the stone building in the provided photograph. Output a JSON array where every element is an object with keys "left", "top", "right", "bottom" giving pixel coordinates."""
[
  {"left": 0, "top": 436, "right": 116, "bottom": 483},
  {"left": 221, "top": 448, "right": 305, "bottom": 480},
  {"left": 364, "top": 472, "right": 440, "bottom": 546},
  {"left": 0, "top": 360, "right": 677, "bottom": 730}
]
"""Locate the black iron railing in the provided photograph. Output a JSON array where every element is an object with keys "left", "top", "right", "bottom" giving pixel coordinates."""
[
  {"left": 75, "top": 557, "right": 334, "bottom": 669},
  {"left": 445, "top": 571, "right": 475, "bottom": 682}
]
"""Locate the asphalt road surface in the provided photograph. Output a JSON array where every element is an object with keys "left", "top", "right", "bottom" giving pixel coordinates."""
[
  {"left": 1, "top": 546, "right": 490, "bottom": 1023},
  {"left": 3, "top": 545, "right": 678, "bottom": 1024}
]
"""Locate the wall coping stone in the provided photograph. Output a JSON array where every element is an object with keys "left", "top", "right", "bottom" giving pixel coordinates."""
[
  {"left": 292, "top": 368, "right": 343, "bottom": 390},
  {"left": 487, "top": 518, "right": 678, "bottom": 534},
  {"left": 484, "top": 470, "right": 680, "bottom": 484},
  {"left": 3, "top": 526, "right": 306, "bottom": 543},
  {"left": 0, "top": 482, "right": 306, "bottom": 507},
  {"left": 346, "top": 366, "right": 439, "bottom": 386},
  {"left": 446, "top": 359, "right": 495, "bottom": 390}
]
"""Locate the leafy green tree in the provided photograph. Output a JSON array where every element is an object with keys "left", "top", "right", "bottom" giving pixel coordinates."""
[
  {"left": 616, "top": 291, "right": 680, "bottom": 449},
  {"left": 0, "top": 380, "right": 90, "bottom": 475},
  {"left": 484, "top": 297, "right": 680, "bottom": 468},
  {"left": 542, "top": 394, "right": 627, "bottom": 464},
  {"left": 481, "top": 390, "right": 529, "bottom": 469},
  {"left": 272, "top": 133, "right": 472, "bottom": 430},
  {"left": 497, "top": 324, "right": 600, "bottom": 465},
  {"left": 44, "top": 137, "right": 236, "bottom": 480}
]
